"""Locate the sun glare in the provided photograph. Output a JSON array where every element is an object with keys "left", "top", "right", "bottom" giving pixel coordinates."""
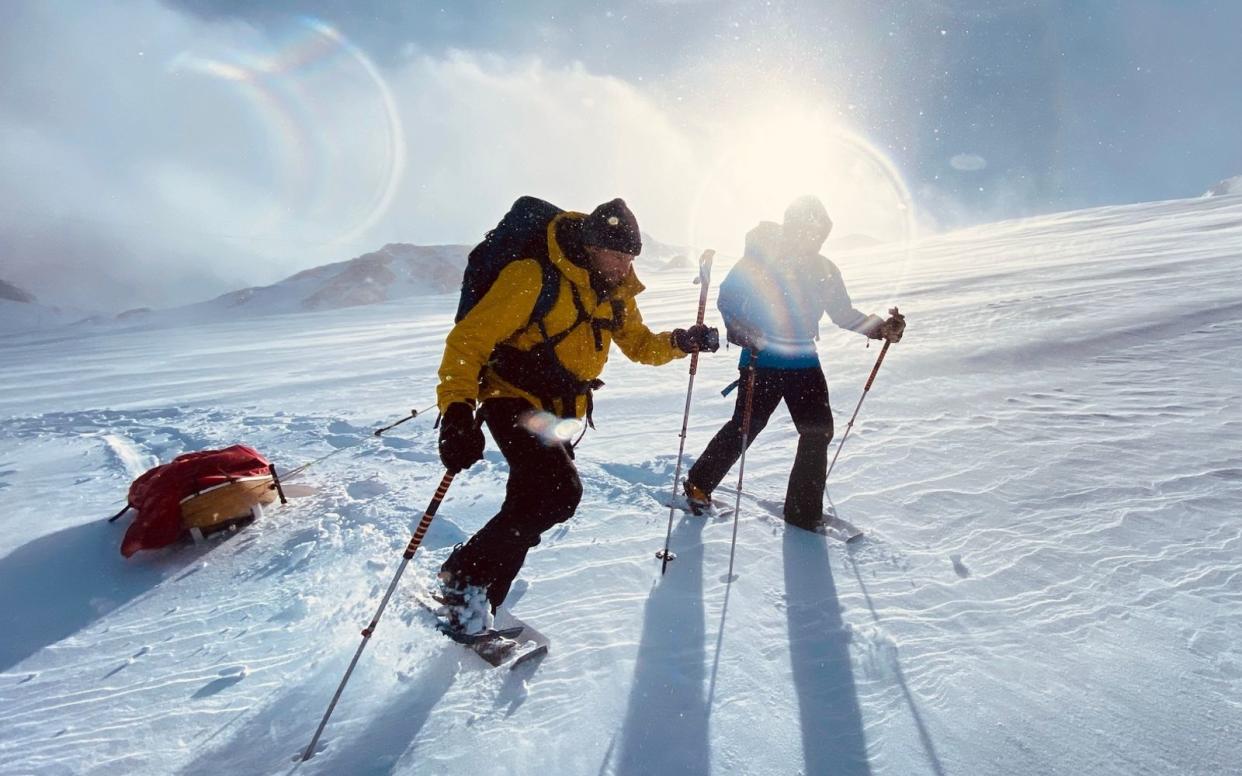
[{"left": 682, "top": 104, "right": 916, "bottom": 257}]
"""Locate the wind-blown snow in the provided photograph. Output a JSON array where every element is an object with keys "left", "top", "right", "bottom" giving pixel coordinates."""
[
  {"left": 1, "top": 194, "right": 1240, "bottom": 775},
  {"left": 1203, "top": 175, "right": 1242, "bottom": 197}
]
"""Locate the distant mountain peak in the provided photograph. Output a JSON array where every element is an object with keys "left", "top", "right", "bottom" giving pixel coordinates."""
[
  {"left": 186, "top": 242, "right": 470, "bottom": 319},
  {"left": 0, "top": 278, "right": 37, "bottom": 304}
]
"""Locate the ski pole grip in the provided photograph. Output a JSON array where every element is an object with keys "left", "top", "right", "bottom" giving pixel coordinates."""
[{"left": 694, "top": 249, "right": 715, "bottom": 324}]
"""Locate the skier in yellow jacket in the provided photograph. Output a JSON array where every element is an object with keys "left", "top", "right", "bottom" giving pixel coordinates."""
[{"left": 434, "top": 198, "right": 719, "bottom": 633}]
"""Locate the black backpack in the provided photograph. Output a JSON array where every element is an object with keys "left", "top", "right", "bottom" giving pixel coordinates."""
[
  {"left": 455, "top": 196, "right": 564, "bottom": 324},
  {"left": 454, "top": 196, "right": 623, "bottom": 424}
]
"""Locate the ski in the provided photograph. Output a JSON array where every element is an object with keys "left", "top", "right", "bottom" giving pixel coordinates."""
[
  {"left": 491, "top": 605, "right": 551, "bottom": 670},
  {"left": 716, "top": 487, "right": 865, "bottom": 542},
  {"left": 796, "top": 514, "right": 865, "bottom": 543},
  {"left": 413, "top": 588, "right": 550, "bottom": 670},
  {"left": 437, "top": 623, "right": 524, "bottom": 646}
]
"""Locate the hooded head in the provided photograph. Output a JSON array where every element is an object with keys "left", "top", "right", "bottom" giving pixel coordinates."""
[
  {"left": 581, "top": 198, "right": 642, "bottom": 289},
  {"left": 743, "top": 220, "right": 783, "bottom": 264},
  {"left": 781, "top": 195, "right": 833, "bottom": 256}
]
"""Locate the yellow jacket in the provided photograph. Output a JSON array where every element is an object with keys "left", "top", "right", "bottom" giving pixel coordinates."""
[{"left": 437, "top": 212, "right": 687, "bottom": 418}]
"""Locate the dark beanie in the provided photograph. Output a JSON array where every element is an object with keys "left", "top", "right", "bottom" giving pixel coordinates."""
[
  {"left": 582, "top": 198, "right": 642, "bottom": 255},
  {"left": 783, "top": 195, "right": 833, "bottom": 241}
]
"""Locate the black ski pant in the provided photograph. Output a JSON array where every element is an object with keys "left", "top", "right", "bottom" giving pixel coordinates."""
[
  {"left": 686, "top": 366, "right": 833, "bottom": 526},
  {"left": 440, "top": 398, "right": 582, "bottom": 610}
]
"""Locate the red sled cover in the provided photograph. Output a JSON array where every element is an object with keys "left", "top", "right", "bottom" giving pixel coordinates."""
[{"left": 121, "top": 444, "right": 271, "bottom": 557}]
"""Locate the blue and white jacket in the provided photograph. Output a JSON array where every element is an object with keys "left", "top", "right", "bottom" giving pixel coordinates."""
[{"left": 718, "top": 222, "right": 879, "bottom": 370}]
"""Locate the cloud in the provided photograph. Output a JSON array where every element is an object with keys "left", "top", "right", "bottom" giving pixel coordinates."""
[
  {"left": 381, "top": 51, "right": 698, "bottom": 247},
  {"left": 0, "top": 3, "right": 698, "bottom": 309},
  {"left": 0, "top": 1, "right": 919, "bottom": 311},
  {"left": 0, "top": 2, "right": 291, "bottom": 309},
  {"left": 950, "top": 153, "right": 988, "bottom": 172}
]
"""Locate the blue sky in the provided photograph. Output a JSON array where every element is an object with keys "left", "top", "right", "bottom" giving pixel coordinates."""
[{"left": 2, "top": 0, "right": 1240, "bottom": 309}]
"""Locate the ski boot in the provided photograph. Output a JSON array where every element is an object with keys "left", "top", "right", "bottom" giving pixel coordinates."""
[
  {"left": 683, "top": 480, "right": 713, "bottom": 516},
  {"left": 433, "top": 572, "right": 496, "bottom": 640}
]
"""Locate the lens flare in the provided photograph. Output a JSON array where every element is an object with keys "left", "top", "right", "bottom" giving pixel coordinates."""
[
  {"left": 554, "top": 418, "right": 585, "bottom": 441},
  {"left": 167, "top": 17, "right": 405, "bottom": 250},
  {"left": 518, "top": 410, "right": 583, "bottom": 446}
]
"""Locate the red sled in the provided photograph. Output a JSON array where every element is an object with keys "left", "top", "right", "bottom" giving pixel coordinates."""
[{"left": 118, "top": 444, "right": 283, "bottom": 557}]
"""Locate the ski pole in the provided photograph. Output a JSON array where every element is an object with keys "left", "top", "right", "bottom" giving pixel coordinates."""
[
  {"left": 302, "top": 469, "right": 456, "bottom": 761},
  {"left": 825, "top": 307, "right": 899, "bottom": 481},
  {"left": 724, "top": 350, "right": 759, "bottom": 581},
  {"left": 657, "top": 249, "right": 716, "bottom": 573},
  {"left": 374, "top": 404, "right": 436, "bottom": 437},
  {"left": 279, "top": 405, "right": 437, "bottom": 482}
]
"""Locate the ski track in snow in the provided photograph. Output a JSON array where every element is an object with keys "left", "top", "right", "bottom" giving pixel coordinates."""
[{"left": 1, "top": 194, "right": 1241, "bottom": 775}]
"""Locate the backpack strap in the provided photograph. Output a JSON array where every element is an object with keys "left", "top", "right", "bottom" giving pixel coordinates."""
[
  {"left": 536, "top": 281, "right": 593, "bottom": 348},
  {"left": 485, "top": 276, "right": 610, "bottom": 424},
  {"left": 531, "top": 258, "right": 562, "bottom": 340}
]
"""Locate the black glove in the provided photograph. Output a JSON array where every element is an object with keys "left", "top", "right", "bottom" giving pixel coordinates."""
[
  {"left": 879, "top": 309, "right": 906, "bottom": 343},
  {"left": 438, "top": 403, "right": 484, "bottom": 473},
  {"left": 672, "top": 324, "right": 720, "bottom": 353}
]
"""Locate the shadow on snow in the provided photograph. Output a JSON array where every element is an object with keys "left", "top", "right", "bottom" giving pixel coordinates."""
[
  {"left": 783, "top": 528, "right": 872, "bottom": 775},
  {"left": 0, "top": 518, "right": 204, "bottom": 672},
  {"left": 616, "top": 517, "right": 710, "bottom": 775}
]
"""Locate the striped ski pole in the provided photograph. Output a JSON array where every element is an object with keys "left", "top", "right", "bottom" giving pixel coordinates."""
[
  {"left": 302, "top": 470, "right": 456, "bottom": 761},
  {"left": 657, "top": 249, "right": 716, "bottom": 573}
]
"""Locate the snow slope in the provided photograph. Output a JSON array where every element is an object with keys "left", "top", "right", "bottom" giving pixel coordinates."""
[{"left": 1, "top": 193, "right": 1240, "bottom": 775}]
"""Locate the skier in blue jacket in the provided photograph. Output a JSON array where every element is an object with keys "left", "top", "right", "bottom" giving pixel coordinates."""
[{"left": 684, "top": 195, "right": 905, "bottom": 529}]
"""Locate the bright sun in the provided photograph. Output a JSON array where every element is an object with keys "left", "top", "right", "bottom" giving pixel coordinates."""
[{"left": 680, "top": 104, "right": 916, "bottom": 256}]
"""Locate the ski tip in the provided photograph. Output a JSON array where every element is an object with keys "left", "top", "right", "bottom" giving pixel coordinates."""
[{"left": 509, "top": 644, "right": 549, "bottom": 671}]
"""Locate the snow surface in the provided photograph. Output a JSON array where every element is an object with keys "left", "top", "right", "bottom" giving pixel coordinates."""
[{"left": 1, "top": 193, "right": 1240, "bottom": 775}]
